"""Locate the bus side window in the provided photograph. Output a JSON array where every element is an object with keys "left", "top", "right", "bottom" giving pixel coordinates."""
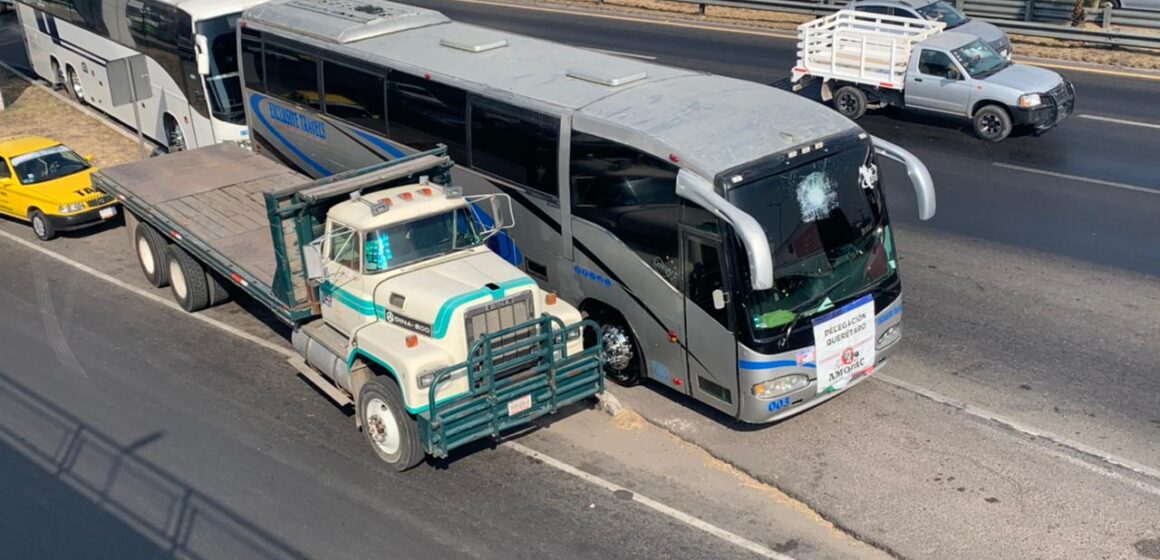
[
  {"left": 684, "top": 237, "right": 729, "bottom": 328},
  {"left": 322, "top": 60, "right": 386, "bottom": 134},
  {"left": 569, "top": 132, "right": 681, "bottom": 287},
  {"left": 387, "top": 70, "right": 467, "bottom": 162},
  {"left": 470, "top": 96, "right": 559, "bottom": 199},
  {"left": 241, "top": 29, "right": 265, "bottom": 92},
  {"left": 264, "top": 42, "right": 320, "bottom": 110}
]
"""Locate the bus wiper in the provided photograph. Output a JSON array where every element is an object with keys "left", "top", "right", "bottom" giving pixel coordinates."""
[{"left": 776, "top": 273, "right": 857, "bottom": 350}]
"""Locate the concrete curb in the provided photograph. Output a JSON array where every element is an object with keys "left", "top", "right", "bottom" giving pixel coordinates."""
[{"left": 595, "top": 389, "right": 626, "bottom": 417}]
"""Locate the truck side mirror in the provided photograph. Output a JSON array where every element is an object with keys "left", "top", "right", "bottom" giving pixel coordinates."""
[
  {"left": 194, "top": 34, "right": 211, "bottom": 76},
  {"left": 490, "top": 194, "right": 515, "bottom": 230},
  {"left": 303, "top": 238, "right": 326, "bottom": 285}
]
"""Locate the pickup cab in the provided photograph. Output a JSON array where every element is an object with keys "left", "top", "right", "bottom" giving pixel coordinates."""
[
  {"left": 94, "top": 144, "right": 604, "bottom": 470},
  {"left": 791, "top": 11, "right": 1074, "bottom": 141}
]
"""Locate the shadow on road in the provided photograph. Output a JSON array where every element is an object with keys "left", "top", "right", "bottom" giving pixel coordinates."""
[{"left": 0, "top": 370, "right": 308, "bottom": 560}]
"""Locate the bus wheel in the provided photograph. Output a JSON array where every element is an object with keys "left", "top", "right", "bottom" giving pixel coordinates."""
[
  {"left": 165, "top": 116, "right": 187, "bottom": 152},
  {"left": 165, "top": 244, "right": 209, "bottom": 313},
  {"left": 66, "top": 65, "right": 86, "bottom": 105},
  {"left": 51, "top": 59, "right": 64, "bottom": 89},
  {"left": 358, "top": 377, "right": 424, "bottom": 471},
  {"left": 586, "top": 309, "right": 643, "bottom": 387}
]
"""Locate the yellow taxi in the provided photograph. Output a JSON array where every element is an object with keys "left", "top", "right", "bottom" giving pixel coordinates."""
[{"left": 0, "top": 136, "right": 118, "bottom": 240}]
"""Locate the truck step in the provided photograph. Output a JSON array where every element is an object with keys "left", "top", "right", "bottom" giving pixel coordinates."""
[{"left": 287, "top": 356, "right": 354, "bottom": 407}]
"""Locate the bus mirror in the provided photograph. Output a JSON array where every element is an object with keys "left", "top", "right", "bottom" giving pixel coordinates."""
[
  {"left": 675, "top": 169, "right": 774, "bottom": 291},
  {"left": 194, "top": 34, "right": 211, "bottom": 76},
  {"left": 712, "top": 289, "right": 727, "bottom": 310},
  {"left": 871, "top": 136, "right": 936, "bottom": 220}
]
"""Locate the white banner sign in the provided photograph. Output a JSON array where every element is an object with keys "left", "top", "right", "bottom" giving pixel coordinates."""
[{"left": 812, "top": 294, "right": 876, "bottom": 394}]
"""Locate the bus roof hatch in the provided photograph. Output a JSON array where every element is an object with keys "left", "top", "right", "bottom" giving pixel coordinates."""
[{"left": 251, "top": 0, "right": 450, "bottom": 44}]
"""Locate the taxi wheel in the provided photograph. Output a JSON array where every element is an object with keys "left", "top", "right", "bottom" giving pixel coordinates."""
[
  {"left": 134, "top": 224, "right": 170, "bottom": 288},
  {"left": 165, "top": 244, "right": 209, "bottom": 313},
  {"left": 29, "top": 210, "right": 56, "bottom": 241},
  {"left": 358, "top": 377, "right": 424, "bottom": 471}
]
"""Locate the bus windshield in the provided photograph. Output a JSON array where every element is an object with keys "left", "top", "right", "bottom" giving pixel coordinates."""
[
  {"left": 197, "top": 15, "right": 245, "bottom": 124},
  {"left": 363, "top": 207, "right": 483, "bottom": 273},
  {"left": 727, "top": 145, "right": 896, "bottom": 339}
]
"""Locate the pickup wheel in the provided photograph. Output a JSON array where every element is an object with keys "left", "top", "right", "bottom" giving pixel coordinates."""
[
  {"left": 974, "top": 105, "right": 1012, "bottom": 142},
  {"left": 165, "top": 245, "right": 210, "bottom": 312},
  {"left": 135, "top": 224, "right": 170, "bottom": 287},
  {"left": 585, "top": 309, "right": 644, "bottom": 387},
  {"left": 358, "top": 377, "right": 424, "bottom": 471},
  {"left": 29, "top": 210, "right": 56, "bottom": 241},
  {"left": 833, "top": 86, "right": 868, "bottom": 120}
]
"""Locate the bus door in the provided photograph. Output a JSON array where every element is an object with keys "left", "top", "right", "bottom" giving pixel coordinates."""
[{"left": 680, "top": 228, "right": 740, "bottom": 416}]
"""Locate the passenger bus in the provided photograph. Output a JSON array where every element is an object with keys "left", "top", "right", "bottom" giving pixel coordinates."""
[
  {"left": 237, "top": 0, "right": 937, "bottom": 423},
  {"left": 15, "top": 0, "right": 267, "bottom": 151}
]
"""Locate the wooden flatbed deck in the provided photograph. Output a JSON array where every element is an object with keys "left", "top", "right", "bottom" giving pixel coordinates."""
[{"left": 98, "top": 144, "right": 308, "bottom": 289}]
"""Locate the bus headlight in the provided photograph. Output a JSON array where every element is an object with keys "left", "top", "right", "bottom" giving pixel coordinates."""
[
  {"left": 58, "top": 202, "right": 85, "bottom": 214},
  {"left": 752, "top": 374, "right": 808, "bottom": 400},
  {"left": 877, "top": 325, "right": 902, "bottom": 349}
]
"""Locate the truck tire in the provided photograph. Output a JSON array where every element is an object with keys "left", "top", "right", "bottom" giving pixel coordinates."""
[
  {"left": 833, "top": 86, "right": 868, "bottom": 120},
  {"left": 205, "top": 270, "right": 232, "bottom": 306},
  {"left": 135, "top": 224, "right": 170, "bottom": 288},
  {"left": 165, "top": 245, "right": 210, "bottom": 312},
  {"left": 585, "top": 308, "right": 644, "bottom": 387},
  {"left": 973, "top": 105, "right": 1012, "bottom": 142},
  {"left": 29, "top": 210, "right": 56, "bottom": 241},
  {"left": 358, "top": 377, "right": 424, "bottom": 471}
]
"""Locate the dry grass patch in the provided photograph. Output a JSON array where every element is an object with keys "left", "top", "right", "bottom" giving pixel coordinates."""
[{"left": 0, "top": 67, "right": 140, "bottom": 167}]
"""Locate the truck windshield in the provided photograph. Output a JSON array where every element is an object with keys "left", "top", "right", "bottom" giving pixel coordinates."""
[
  {"left": 727, "top": 145, "right": 896, "bottom": 339},
  {"left": 363, "top": 207, "right": 482, "bottom": 273},
  {"left": 196, "top": 15, "right": 245, "bottom": 125},
  {"left": 916, "top": 1, "right": 969, "bottom": 28},
  {"left": 952, "top": 40, "right": 1009, "bottom": 79},
  {"left": 11, "top": 146, "right": 90, "bottom": 185}
]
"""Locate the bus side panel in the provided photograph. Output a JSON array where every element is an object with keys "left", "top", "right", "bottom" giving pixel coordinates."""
[{"left": 17, "top": 5, "right": 55, "bottom": 83}]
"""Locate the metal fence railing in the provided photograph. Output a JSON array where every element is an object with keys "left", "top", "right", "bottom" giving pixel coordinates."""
[{"left": 627, "top": 0, "right": 1160, "bottom": 48}]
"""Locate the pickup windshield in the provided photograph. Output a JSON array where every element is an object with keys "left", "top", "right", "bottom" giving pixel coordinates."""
[
  {"left": 952, "top": 40, "right": 1009, "bottom": 79},
  {"left": 11, "top": 146, "right": 90, "bottom": 185},
  {"left": 363, "top": 207, "right": 482, "bottom": 273},
  {"left": 916, "top": 1, "right": 969, "bottom": 28},
  {"left": 727, "top": 145, "right": 896, "bottom": 339}
]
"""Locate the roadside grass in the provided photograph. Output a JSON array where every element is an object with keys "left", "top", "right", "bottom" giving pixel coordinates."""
[
  {"left": 527, "top": 0, "right": 1160, "bottom": 70},
  {"left": 0, "top": 67, "right": 139, "bottom": 167}
]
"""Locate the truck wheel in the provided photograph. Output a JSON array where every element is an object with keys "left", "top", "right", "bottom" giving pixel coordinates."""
[
  {"left": 358, "top": 377, "right": 424, "bottom": 471},
  {"left": 585, "top": 309, "right": 643, "bottom": 387},
  {"left": 29, "top": 210, "right": 56, "bottom": 241},
  {"left": 833, "top": 86, "right": 868, "bottom": 120},
  {"left": 974, "top": 105, "right": 1012, "bottom": 142},
  {"left": 206, "top": 270, "right": 232, "bottom": 306},
  {"left": 165, "top": 245, "right": 210, "bottom": 312},
  {"left": 135, "top": 224, "right": 170, "bottom": 288}
]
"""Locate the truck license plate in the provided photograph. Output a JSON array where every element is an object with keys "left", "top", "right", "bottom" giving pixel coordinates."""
[
  {"left": 99, "top": 207, "right": 117, "bottom": 220},
  {"left": 507, "top": 394, "right": 532, "bottom": 416}
]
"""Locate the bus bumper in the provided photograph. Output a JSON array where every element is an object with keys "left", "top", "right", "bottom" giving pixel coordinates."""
[{"left": 737, "top": 306, "right": 904, "bottom": 424}]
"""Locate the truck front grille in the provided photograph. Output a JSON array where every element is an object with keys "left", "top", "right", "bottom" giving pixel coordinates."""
[{"left": 464, "top": 291, "right": 537, "bottom": 380}]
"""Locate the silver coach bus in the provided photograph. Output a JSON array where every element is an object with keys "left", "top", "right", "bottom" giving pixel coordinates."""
[{"left": 236, "top": 0, "right": 936, "bottom": 423}]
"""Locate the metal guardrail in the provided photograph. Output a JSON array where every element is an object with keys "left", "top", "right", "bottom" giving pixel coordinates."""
[{"left": 640, "top": 0, "right": 1160, "bottom": 48}]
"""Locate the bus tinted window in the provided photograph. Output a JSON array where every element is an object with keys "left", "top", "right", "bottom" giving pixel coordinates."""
[
  {"left": 570, "top": 132, "right": 681, "bottom": 287},
  {"left": 241, "top": 30, "right": 265, "bottom": 92},
  {"left": 470, "top": 97, "right": 558, "bottom": 198},
  {"left": 387, "top": 71, "right": 466, "bottom": 161},
  {"left": 264, "top": 43, "right": 320, "bottom": 109},
  {"left": 323, "top": 61, "right": 386, "bottom": 134}
]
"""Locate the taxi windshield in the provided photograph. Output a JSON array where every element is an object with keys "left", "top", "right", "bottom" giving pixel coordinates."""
[
  {"left": 363, "top": 207, "right": 482, "bottom": 273},
  {"left": 11, "top": 146, "right": 90, "bottom": 185}
]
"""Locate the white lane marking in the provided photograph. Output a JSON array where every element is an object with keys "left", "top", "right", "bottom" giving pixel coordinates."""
[
  {"left": 1077, "top": 114, "right": 1160, "bottom": 130},
  {"left": 581, "top": 47, "right": 658, "bottom": 60},
  {"left": 505, "top": 441, "right": 797, "bottom": 560},
  {"left": 992, "top": 162, "right": 1159, "bottom": 196},
  {"left": 0, "top": 229, "right": 297, "bottom": 360},
  {"left": 875, "top": 374, "right": 1160, "bottom": 486}
]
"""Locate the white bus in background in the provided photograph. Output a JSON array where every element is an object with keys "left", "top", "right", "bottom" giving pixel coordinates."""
[{"left": 15, "top": 0, "right": 267, "bottom": 151}]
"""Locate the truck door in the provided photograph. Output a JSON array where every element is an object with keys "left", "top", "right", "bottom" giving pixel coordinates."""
[
  {"left": 322, "top": 221, "right": 373, "bottom": 336},
  {"left": 905, "top": 48, "right": 972, "bottom": 116},
  {"left": 681, "top": 228, "right": 739, "bottom": 416}
]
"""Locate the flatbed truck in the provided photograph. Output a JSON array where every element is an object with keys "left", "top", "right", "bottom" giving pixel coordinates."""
[{"left": 94, "top": 144, "right": 604, "bottom": 470}]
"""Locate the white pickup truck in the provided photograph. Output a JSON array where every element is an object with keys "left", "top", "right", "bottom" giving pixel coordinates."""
[
  {"left": 95, "top": 145, "right": 604, "bottom": 470},
  {"left": 791, "top": 10, "right": 1074, "bottom": 141}
]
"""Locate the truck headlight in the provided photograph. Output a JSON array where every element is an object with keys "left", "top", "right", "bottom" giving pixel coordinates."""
[
  {"left": 566, "top": 327, "right": 582, "bottom": 341},
  {"left": 752, "top": 374, "right": 808, "bottom": 400},
  {"left": 417, "top": 366, "right": 447, "bottom": 389},
  {"left": 58, "top": 202, "right": 85, "bottom": 214},
  {"left": 1018, "top": 94, "right": 1041, "bottom": 109}
]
